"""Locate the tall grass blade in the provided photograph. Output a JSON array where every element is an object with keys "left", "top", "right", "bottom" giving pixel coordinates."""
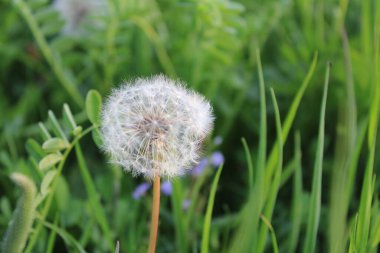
[
  {"left": 256, "top": 88, "right": 283, "bottom": 253},
  {"left": 228, "top": 48, "right": 267, "bottom": 253},
  {"left": 288, "top": 132, "right": 303, "bottom": 253},
  {"left": 171, "top": 179, "right": 188, "bottom": 253},
  {"left": 260, "top": 214, "right": 279, "bottom": 253},
  {"left": 264, "top": 53, "right": 318, "bottom": 196},
  {"left": 302, "top": 62, "right": 331, "bottom": 253},
  {"left": 201, "top": 165, "right": 224, "bottom": 253},
  {"left": 328, "top": 28, "right": 357, "bottom": 253},
  {"left": 75, "top": 143, "right": 114, "bottom": 250},
  {"left": 354, "top": 28, "right": 380, "bottom": 253},
  {"left": 241, "top": 138, "right": 254, "bottom": 191}
]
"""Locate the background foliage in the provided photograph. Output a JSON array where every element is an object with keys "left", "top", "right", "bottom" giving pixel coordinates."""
[{"left": 0, "top": 0, "right": 379, "bottom": 252}]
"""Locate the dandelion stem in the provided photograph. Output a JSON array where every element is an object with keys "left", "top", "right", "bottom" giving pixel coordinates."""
[{"left": 148, "top": 176, "right": 161, "bottom": 253}]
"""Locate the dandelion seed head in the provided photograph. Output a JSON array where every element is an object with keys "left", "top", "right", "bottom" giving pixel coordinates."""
[
  {"left": 53, "top": 0, "right": 107, "bottom": 34},
  {"left": 101, "top": 75, "right": 214, "bottom": 179}
]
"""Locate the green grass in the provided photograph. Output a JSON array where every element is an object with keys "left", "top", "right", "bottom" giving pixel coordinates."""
[{"left": 1, "top": 0, "right": 380, "bottom": 252}]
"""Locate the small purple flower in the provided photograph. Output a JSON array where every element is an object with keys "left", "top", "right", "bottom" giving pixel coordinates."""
[
  {"left": 191, "top": 158, "right": 209, "bottom": 176},
  {"left": 132, "top": 182, "right": 151, "bottom": 199},
  {"left": 210, "top": 151, "right": 224, "bottom": 168},
  {"left": 161, "top": 181, "right": 172, "bottom": 196},
  {"left": 182, "top": 199, "right": 191, "bottom": 211},
  {"left": 213, "top": 136, "right": 223, "bottom": 146}
]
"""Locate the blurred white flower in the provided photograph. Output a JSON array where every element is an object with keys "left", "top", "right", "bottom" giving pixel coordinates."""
[
  {"left": 101, "top": 75, "right": 214, "bottom": 179},
  {"left": 53, "top": 0, "right": 107, "bottom": 34}
]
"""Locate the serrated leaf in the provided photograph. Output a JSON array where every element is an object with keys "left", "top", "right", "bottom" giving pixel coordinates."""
[
  {"left": 42, "top": 138, "right": 69, "bottom": 152},
  {"left": 86, "top": 90, "right": 102, "bottom": 125},
  {"left": 39, "top": 154, "right": 63, "bottom": 171},
  {"left": 40, "top": 170, "right": 57, "bottom": 196},
  {"left": 26, "top": 138, "right": 45, "bottom": 160}
]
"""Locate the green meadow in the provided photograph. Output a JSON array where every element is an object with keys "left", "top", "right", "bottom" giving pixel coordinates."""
[{"left": 0, "top": 0, "right": 379, "bottom": 252}]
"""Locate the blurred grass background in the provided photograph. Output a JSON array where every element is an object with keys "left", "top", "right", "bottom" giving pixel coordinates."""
[{"left": 0, "top": 0, "right": 379, "bottom": 252}]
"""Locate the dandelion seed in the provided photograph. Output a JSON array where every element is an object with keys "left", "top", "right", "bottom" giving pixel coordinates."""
[
  {"left": 190, "top": 158, "right": 209, "bottom": 177},
  {"left": 101, "top": 75, "right": 214, "bottom": 180}
]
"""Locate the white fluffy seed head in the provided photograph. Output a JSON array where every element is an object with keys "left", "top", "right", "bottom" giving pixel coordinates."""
[
  {"left": 101, "top": 75, "right": 214, "bottom": 180},
  {"left": 53, "top": 0, "right": 107, "bottom": 34}
]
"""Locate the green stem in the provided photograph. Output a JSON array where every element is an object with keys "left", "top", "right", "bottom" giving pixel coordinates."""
[
  {"left": 75, "top": 143, "right": 114, "bottom": 249},
  {"left": 148, "top": 176, "right": 161, "bottom": 253},
  {"left": 24, "top": 126, "right": 95, "bottom": 253}
]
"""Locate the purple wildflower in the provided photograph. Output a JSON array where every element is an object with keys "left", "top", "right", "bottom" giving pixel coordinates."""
[
  {"left": 132, "top": 182, "right": 151, "bottom": 199},
  {"left": 213, "top": 136, "right": 223, "bottom": 146},
  {"left": 161, "top": 181, "right": 172, "bottom": 196},
  {"left": 182, "top": 199, "right": 191, "bottom": 211},
  {"left": 210, "top": 151, "right": 224, "bottom": 168},
  {"left": 191, "top": 158, "right": 209, "bottom": 176}
]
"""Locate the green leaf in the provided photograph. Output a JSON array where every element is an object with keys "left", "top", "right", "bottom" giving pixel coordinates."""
[
  {"left": 25, "top": 138, "right": 45, "bottom": 160},
  {"left": 92, "top": 128, "right": 103, "bottom": 148},
  {"left": 62, "top": 103, "right": 77, "bottom": 131},
  {"left": 38, "top": 122, "right": 52, "bottom": 141},
  {"left": 54, "top": 176, "right": 70, "bottom": 212},
  {"left": 371, "top": 212, "right": 380, "bottom": 247},
  {"left": 39, "top": 154, "right": 62, "bottom": 171},
  {"left": 40, "top": 170, "right": 57, "bottom": 196},
  {"left": 42, "top": 138, "right": 69, "bottom": 152},
  {"left": 260, "top": 215, "right": 279, "bottom": 253},
  {"left": 39, "top": 219, "right": 86, "bottom": 253},
  {"left": 86, "top": 90, "right": 102, "bottom": 125},
  {"left": 72, "top": 126, "right": 83, "bottom": 136},
  {"left": 48, "top": 110, "right": 68, "bottom": 142}
]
